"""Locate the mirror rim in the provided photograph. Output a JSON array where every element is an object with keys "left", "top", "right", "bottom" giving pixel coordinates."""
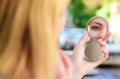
[{"left": 86, "top": 16, "right": 109, "bottom": 40}]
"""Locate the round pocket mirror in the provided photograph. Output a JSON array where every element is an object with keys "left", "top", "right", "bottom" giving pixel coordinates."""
[
  {"left": 86, "top": 16, "right": 109, "bottom": 40},
  {"left": 85, "top": 16, "right": 109, "bottom": 61}
]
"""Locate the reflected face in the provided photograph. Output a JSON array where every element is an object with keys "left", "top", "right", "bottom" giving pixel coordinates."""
[{"left": 87, "top": 16, "right": 108, "bottom": 40}]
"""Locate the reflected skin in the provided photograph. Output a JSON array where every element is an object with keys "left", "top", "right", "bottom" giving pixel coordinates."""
[
  {"left": 56, "top": 9, "right": 111, "bottom": 79},
  {"left": 87, "top": 17, "right": 108, "bottom": 40}
]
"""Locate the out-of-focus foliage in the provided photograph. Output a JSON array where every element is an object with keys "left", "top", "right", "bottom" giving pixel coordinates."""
[
  {"left": 96, "top": 0, "right": 113, "bottom": 19},
  {"left": 69, "top": 0, "right": 112, "bottom": 28}
]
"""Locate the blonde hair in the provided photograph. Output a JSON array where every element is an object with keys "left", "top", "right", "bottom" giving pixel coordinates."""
[{"left": 0, "top": 0, "right": 69, "bottom": 79}]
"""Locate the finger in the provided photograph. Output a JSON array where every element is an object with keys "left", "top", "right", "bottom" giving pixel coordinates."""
[
  {"left": 60, "top": 50, "right": 72, "bottom": 68},
  {"left": 98, "top": 40, "right": 107, "bottom": 48},
  {"left": 102, "top": 48, "right": 109, "bottom": 60},
  {"left": 103, "top": 32, "right": 111, "bottom": 42},
  {"left": 76, "top": 31, "right": 89, "bottom": 48},
  {"left": 93, "top": 48, "right": 109, "bottom": 64},
  {"left": 72, "top": 31, "right": 89, "bottom": 64}
]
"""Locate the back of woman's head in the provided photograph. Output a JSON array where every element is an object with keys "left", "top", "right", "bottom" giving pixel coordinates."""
[{"left": 0, "top": 0, "right": 69, "bottom": 79}]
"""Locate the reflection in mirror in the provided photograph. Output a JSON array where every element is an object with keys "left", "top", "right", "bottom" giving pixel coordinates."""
[{"left": 86, "top": 16, "right": 108, "bottom": 40}]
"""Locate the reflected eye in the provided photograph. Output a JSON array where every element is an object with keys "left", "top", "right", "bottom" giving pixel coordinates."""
[
  {"left": 86, "top": 16, "right": 108, "bottom": 40},
  {"left": 91, "top": 26, "right": 101, "bottom": 31}
]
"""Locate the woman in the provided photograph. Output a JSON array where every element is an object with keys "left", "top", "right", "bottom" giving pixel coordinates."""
[{"left": 0, "top": 0, "right": 110, "bottom": 79}]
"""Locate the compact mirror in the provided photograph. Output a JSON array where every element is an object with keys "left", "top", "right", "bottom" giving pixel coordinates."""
[
  {"left": 86, "top": 16, "right": 109, "bottom": 40},
  {"left": 84, "top": 16, "right": 109, "bottom": 61}
]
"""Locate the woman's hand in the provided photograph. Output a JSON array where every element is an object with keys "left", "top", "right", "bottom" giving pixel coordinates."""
[
  {"left": 71, "top": 31, "right": 111, "bottom": 78},
  {"left": 57, "top": 31, "right": 111, "bottom": 79}
]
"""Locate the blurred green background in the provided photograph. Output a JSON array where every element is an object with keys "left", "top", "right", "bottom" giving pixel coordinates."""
[{"left": 68, "top": 0, "right": 114, "bottom": 28}]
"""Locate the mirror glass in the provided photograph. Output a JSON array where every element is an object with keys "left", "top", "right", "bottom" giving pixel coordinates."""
[{"left": 87, "top": 16, "right": 108, "bottom": 40}]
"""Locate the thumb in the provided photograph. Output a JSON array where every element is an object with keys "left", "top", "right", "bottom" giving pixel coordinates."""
[
  {"left": 74, "top": 31, "right": 89, "bottom": 50},
  {"left": 72, "top": 31, "right": 89, "bottom": 65}
]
